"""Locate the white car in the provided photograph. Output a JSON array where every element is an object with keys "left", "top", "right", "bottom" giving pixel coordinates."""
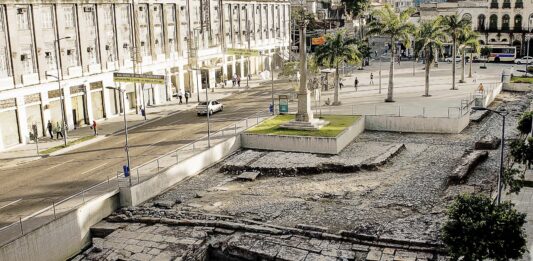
[
  {"left": 196, "top": 100, "right": 223, "bottom": 116},
  {"left": 444, "top": 56, "right": 468, "bottom": 63},
  {"left": 514, "top": 56, "right": 533, "bottom": 64}
]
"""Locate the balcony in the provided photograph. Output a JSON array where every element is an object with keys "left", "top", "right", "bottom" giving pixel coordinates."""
[
  {"left": 490, "top": 2, "right": 499, "bottom": 8},
  {"left": 515, "top": 1, "right": 523, "bottom": 8},
  {"left": 502, "top": 2, "right": 511, "bottom": 8}
]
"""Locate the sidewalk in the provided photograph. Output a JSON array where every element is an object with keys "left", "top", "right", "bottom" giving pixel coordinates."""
[{"left": 0, "top": 79, "right": 266, "bottom": 170}]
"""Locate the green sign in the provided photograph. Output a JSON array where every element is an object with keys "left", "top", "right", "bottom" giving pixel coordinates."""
[
  {"left": 226, "top": 48, "right": 260, "bottom": 57},
  {"left": 278, "top": 95, "right": 289, "bottom": 114},
  {"left": 113, "top": 72, "right": 165, "bottom": 85}
]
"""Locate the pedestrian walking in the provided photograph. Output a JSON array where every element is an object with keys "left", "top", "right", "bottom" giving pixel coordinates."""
[
  {"left": 55, "top": 122, "right": 63, "bottom": 139},
  {"left": 237, "top": 76, "right": 241, "bottom": 87},
  {"left": 397, "top": 55, "right": 401, "bottom": 66},
  {"left": 177, "top": 90, "right": 183, "bottom": 104},
  {"left": 473, "top": 72, "right": 478, "bottom": 83},
  {"left": 232, "top": 74, "right": 237, "bottom": 87},
  {"left": 92, "top": 120, "right": 98, "bottom": 136},
  {"left": 339, "top": 82, "right": 343, "bottom": 90},
  {"left": 47, "top": 120, "right": 53, "bottom": 139},
  {"left": 185, "top": 91, "right": 190, "bottom": 104},
  {"left": 354, "top": 77, "right": 359, "bottom": 91},
  {"left": 370, "top": 73, "right": 374, "bottom": 85}
]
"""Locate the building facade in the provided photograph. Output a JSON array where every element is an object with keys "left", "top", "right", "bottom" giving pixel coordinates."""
[
  {"left": 0, "top": 0, "right": 291, "bottom": 150},
  {"left": 420, "top": 0, "right": 532, "bottom": 57}
]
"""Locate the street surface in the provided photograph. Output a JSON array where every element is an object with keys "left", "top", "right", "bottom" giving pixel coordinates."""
[{"left": 0, "top": 83, "right": 290, "bottom": 227}]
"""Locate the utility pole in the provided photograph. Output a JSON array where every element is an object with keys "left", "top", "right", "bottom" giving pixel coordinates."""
[
  {"left": 52, "top": 36, "right": 71, "bottom": 147},
  {"left": 246, "top": 20, "right": 251, "bottom": 88}
]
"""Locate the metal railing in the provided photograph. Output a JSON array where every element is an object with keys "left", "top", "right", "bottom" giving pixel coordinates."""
[
  {"left": 117, "top": 111, "right": 272, "bottom": 187},
  {"left": 0, "top": 110, "right": 272, "bottom": 247}
]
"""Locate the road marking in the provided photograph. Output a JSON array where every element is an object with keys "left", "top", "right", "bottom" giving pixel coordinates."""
[
  {"left": 45, "top": 159, "right": 74, "bottom": 170},
  {"left": 79, "top": 162, "right": 108, "bottom": 176},
  {"left": 0, "top": 199, "right": 21, "bottom": 210}
]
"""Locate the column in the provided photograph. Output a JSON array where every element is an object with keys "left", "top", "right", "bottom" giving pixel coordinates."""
[
  {"left": 63, "top": 84, "right": 74, "bottom": 129},
  {"left": 41, "top": 90, "right": 51, "bottom": 126},
  {"left": 85, "top": 82, "right": 94, "bottom": 123},
  {"left": 16, "top": 97, "right": 28, "bottom": 144},
  {"left": 102, "top": 78, "right": 113, "bottom": 117}
]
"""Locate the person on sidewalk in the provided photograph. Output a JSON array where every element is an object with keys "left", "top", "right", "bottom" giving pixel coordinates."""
[
  {"left": 370, "top": 73, "right": 374, "bottom": 85},
  {"left": 473, "top": 72, "right": 478, "bottom": 83},
  {"left": 47, "top": 120, "right": 54, "bottom": 139},
  {"left": 55, "top": 122, "right": 64, "bottom": 139},
  {"left": 339, "top": 82, "right": 343, "bottom": 90},
  {"left": 354, "top": 77, "right": 359, "bottom": 91},
  {"left": 185, "top": 91, "right": 190, "bottom": 104},
  {"left": 177, "top": 90, "right": 183, "bottom": 104},
  {"left": 237, "top": 76, "right": 241, "bottom": 87},
  {"left": 92, "top": 120, "right": 98, "bottom": 136}
]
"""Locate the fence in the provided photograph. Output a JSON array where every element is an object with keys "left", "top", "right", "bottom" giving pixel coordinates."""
[{"left": 0, "top": 111, "right": 272, "bottom": 247}]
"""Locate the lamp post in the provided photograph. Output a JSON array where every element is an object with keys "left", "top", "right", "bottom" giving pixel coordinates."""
[
  {"left": 472, "top": 106, "right": 508, "bottom": 205},
  {"left": 49, "top": 35, "right": 71, "bottom": 147},
  {"left": 106, "top": 86, "right": 132, "bottom": 184},
  {"left": 191, "top": 67, "right": 211, "bottom": 148},
  {"left": 526, "top": 16, "right": 532, "bottom": 76}
]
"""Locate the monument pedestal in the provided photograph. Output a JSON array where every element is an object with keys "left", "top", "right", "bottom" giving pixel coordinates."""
[{"left": 280, "top": 118, "right": 329, "bottom": 130}]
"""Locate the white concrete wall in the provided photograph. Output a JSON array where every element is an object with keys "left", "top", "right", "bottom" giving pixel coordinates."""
[
  {"left": 0, "top": 191, "right": 119, "bottom": 261},
  {"left": 365, "top": 114, "right": 470, "bottom": 134},
  {"left": 120, "top": 136, "right": 241, "bottom": 207},
  {"left": 241, "top": 117, "right": 365, "bottom": 154}
]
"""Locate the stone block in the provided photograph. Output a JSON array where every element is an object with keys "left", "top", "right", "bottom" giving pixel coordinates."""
[
  {"left": 154, "top": 200, "right": 175, "bottom": 209},
  {"left": 277, "top": 246, "right": 309, "bottom": 261},
  {"left": 366, "top": 249, "right": 382, "bottom": 261},
  {"left": 305, "top": 253, "right": 337, "bottom": 261},
  {"left": 447, "top": 150, "right": 489, "bottom": 185},
  {"left": 380, "top": 254, "right": 395, "bottom": 261},
  {"left": 250, "top": 240, "right": 281, "bottom": 259},
  {"left": 152, "top": 251, "right": 174, "bottom": 261},
  {"left": 130, "top": 252, "right": 153, "bottom": 261},
  {"left": 236, "top": 171, "right": 260, "bottom": 181},
  {"left": 474, "top": 135, "right": 501, "bottom": 150},
  {"left": 124, "top": 245, "right": 145, "bottom": 254}
]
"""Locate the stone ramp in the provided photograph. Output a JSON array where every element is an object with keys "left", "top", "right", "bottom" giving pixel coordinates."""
[
  {"left": 221, "top": 143, "right": 406, "bottom": 176},
  {"left": 76, "top": 209, "right": 444, "bottom": 260}
]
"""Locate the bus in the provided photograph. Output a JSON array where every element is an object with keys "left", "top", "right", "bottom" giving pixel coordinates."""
[{"left": 486, "top": 46, "right": 516, "bottom": 62}]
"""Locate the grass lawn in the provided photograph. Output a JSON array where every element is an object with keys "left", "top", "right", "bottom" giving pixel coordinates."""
[
  {"left": 511, "top": 76, "right": 533, "bottom": 84},
  {"left": 247, "top": 115, "right": 359, "bottom": 137},
  {"left": 40, "top": 135, "right": 96, "bottom": 155}
]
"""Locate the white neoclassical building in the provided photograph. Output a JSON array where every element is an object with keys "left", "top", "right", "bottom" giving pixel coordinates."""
[
  {"left": 420, "top": 0, "right": 533, "bottom": 57},
  {"left": 0, "top": 0, "right": 291, "bottom": 150}
]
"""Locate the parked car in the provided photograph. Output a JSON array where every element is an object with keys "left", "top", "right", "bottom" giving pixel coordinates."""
[
  {"left": 196, "top": 100, "right": 223, "bottom": 116},
  {"left": 444, "top": 56, "right": 469, "bottom": 63},
  {"left": 514, "top": 56, "right": 533, "bottom": 64}
]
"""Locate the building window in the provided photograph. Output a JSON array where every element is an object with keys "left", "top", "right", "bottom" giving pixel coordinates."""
[
  {"left": 515, "top": 15, "right": 522, "bottom": 31},
  {"left": 17, "top": 7, "right": 30, "bottom": 30},
  {"left": 478, "top": 14, "right": 486, "bottom": 30},
  {"left": 490, "top": 0, "right": 499, "bottom": 8},
  {"left": 502, "top": 14, "right": 510, "bottom": 30},
  {"left": 490, "top": 14, "right": 498, "bottom": 30},
  {"left": 515, "top": 0, "right": 524, "bottom": 8},
  {"left": 42, "top": 6, "right": 54, "bottom": 29},
  {"left": 20, "top": 45, "right": 34, "bottom": 74},
  {"left": 503, "top": 0, "right": 511, "bottom": 8},
  {"left": 0, "top": 47, "right": 9, "bottom": 77},
  {"left": 64, "top": 6, "right": 75, "bottom": 28},
  {"left": 44, "top": 43, "right": 57, "bottom": 70}
]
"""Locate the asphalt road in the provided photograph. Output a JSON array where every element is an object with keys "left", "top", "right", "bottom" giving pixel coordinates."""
[{"left": 0, "top": 83, "right": 291, "bottom": 227}]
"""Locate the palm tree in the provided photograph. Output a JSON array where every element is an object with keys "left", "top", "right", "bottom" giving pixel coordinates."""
[
  {"left": 442, "top": 14, "right": 471, "bottom": 90},
  {"left": 414, "top": 18, "right": 447, "bottom": 97},
  {"left": 367, "top": 4, "right": 415, "bottom": 102},
  {"left": 465, "top": 31, "right": 481, "bottom": 78},
  {"left": 316, "top": 30, "right": 361, "bottom": 105},
  {"left": 457, "top": 27, "right": 480, "bottom": 82}
]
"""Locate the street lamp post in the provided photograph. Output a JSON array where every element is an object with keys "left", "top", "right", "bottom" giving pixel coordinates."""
[
  {"left": 106, "top": 86, "right": 132, "bottom": 184},
  {"left": 51, "top": 36, "right": 71, "bottom": 147},
  {"left": 472, "top": 106, "right": 508, "bottom": 205},
  {"left": 526, "top": 17, "right": 532, "bottom": 76}
]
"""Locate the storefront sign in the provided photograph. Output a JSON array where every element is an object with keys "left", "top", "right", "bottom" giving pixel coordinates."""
[
  {"left": 312, "top": 36, "right": 325, "bottom": 46},
  {"left": 24, "top": 93, "right": 41, "bottom": 104},
  {"left": 48, "top": 89, "right": 62, "bottom": 99},
  {"left": 70, "top": 85, "right": 85, "bottom": 95},
  {"left": 90, "top": 81, "right": 103, "bottom": 91},
  {"left": 113, "top": 72, "right": 165, "bottom": 84},
  {"left": 226, "top": 48, "right": 260, "bottom": 57},
  {"left": 0, "top": 98, "right": 16, "bottom": 109}
]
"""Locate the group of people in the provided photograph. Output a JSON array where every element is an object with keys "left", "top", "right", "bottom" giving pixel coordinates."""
[
  {"left": 333, "top": 73, "right": 374, "bottom": 92},
  {"left": 176, "top": 90, "right": 191, "bottom": 105},
  {"left": 46, "top": 121, "right": 64, "bottom": 139},
  {"left": 232, "top": 74, "right": 241, "bottom": 87}
]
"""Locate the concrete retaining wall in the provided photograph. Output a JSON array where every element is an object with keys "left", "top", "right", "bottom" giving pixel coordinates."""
[
  {"left": 241, "top": 116, "right": 365, "bottom": 154},
  {"left": 120, "top": 136, "right": 241, "bottom": 207},
  {"left": 0, "top": 191, "right": 119, "bottom": 261},
  {"left": 502, "top": 83, "right": 533, "bottom": 92},
  {"left": 483, "top": 83, "right": 503, "bottom": 107},
  {"left": 365, "top": 114, "right": 470, "bottom": 134}
]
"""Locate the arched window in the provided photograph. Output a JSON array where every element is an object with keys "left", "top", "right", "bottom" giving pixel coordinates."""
[
  {"left": 478, "top": 14, "right": 486, "bottom": 30},
  {"left": 490, "top": 14, "right": 498, "bottom": 30},
  {"left": 502, "top": 14, "right": 510, "bottom": 30},
  {"left": 515, "top": 15, "right": 522, "bottom": 30}
]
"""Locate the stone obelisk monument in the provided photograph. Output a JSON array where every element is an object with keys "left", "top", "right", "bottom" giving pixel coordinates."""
[{"left": 281, "top": 20, "right": 328, "bottom": 130}]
